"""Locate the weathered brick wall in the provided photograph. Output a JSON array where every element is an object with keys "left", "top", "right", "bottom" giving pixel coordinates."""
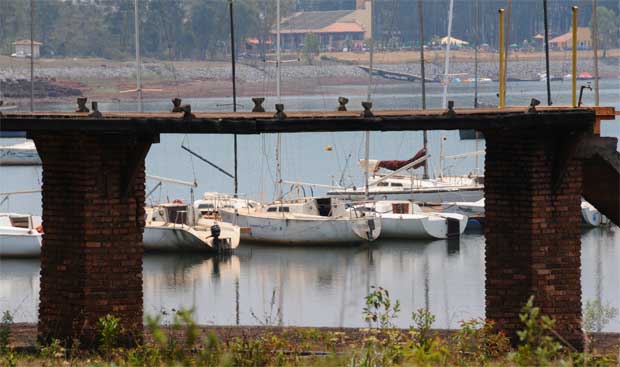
[
  {"left": 32, "top": 132, "right": 147, "bottom": 347},
  {"left": 484, "top": 129, "right": 583, "bottom": 349}
]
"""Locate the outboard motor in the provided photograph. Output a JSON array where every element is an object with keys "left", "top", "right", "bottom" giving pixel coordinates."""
[{"left": 211, "top": 224, "right": 222, "bottom": 251}]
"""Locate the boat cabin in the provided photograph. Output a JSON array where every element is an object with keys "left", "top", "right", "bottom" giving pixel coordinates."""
[
  {"left": 261, "top": 197, "right": 349, "bottom": 217},
  {"left": 0, "top": 213, "right": 39, "bottom": 230},
  {"left": 148, "top": 203, "right": 193, "bottom": 225}
]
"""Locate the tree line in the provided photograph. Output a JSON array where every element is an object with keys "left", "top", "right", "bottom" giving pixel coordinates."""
[{"left": 0, "top": 0, "right": 618, "bottom": 60}]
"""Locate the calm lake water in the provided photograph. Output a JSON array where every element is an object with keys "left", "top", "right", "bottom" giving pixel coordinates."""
[{"left": 1, "top": 79, "right": 619, "bottom": 330}]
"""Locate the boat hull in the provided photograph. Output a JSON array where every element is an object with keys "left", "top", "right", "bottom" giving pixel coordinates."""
[
  {"left": 328, "top": 188, "right": 483, "bottom": 203},
  {"left": 379, "top": 213, "right": 467, "bottom": 240},
  {"left": 0, "top": 141, "right": 41, "bottom": 166},
  {"left": 220, "top": 210, "right": 381, "bottom": 245},
  {"left": 0, "top": 230, "right": 41, "bottom": 257}
]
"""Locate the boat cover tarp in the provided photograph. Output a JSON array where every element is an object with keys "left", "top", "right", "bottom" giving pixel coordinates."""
[{"left": 376, "top": 148, "right": 426, "bottom": 171}]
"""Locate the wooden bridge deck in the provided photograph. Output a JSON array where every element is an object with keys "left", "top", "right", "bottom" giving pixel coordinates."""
[{"left": 0, "top": 106, "right": 615, "bottom": 134}]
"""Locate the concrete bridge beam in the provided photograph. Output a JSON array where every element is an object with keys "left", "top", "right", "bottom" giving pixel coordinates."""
[
  {"left": 484, "top": 129, "right": 584, "bottom": 350},
  {"left": 31, "top": 132, "right": 157, "bottom": 347}
]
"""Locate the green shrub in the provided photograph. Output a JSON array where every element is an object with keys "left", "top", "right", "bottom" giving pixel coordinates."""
[
  {"left": 98, "top": 314, "right": 121, "bottom": 358},
  {"left": 451, "top": 318, "right": 510, "bottom": 365},
  {"left": 362, "top": 286, "right": 400, "bottom": 329},
  {"left": 0, "top": 311, "right": 13, "bottom": 355},
  {"left": 226, "top": 335, "right": 271, "bottom": 367},
  {"left": 510, "top": 296, "right": 563, "bottom": 366}
]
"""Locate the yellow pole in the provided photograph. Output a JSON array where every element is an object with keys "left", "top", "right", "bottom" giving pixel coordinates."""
[
  {"left": 572, "top": 6, "right": 578, "bottom": 107},
  {"left": 498, "top": 8, "right": 505, "bottom": 108}
]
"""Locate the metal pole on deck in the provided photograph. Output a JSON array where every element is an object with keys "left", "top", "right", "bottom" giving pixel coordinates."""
[
  {"left": 571, "top": 6, "right": 578, "bottom": 108},
  {"left": 441, "top": 0, "right": 454, "bottom": 109},
  {"left": 30, "top": 0, "right": 34, "bottom": 112},
  {"left": 498, "top": 8, "right": 506, "bottom": 108},
  {"left": 543, "top": 0, "right": 552, "bottom": 105},
  {"left": 134, "top": 0, "right": 143, "bottom": 112},
  {"left": 229, "top": 0, "right": 239, "bottom": 196},
  {"left": 591, "top": 0, "right": 600, "bottom": 106},
  {"left": 417, "top": 0, "right": 429, "bottom": 179},
  {"left": 364, "top": 0, "right": 374, "bottom": 199}
]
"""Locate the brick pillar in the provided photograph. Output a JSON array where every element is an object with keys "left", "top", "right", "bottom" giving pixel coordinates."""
[
  {"left": 484, "top": 129, "right": 583, "bottom": 350},
  {"left": 32, "top": 132, "right": 156, "bottom": 347}
]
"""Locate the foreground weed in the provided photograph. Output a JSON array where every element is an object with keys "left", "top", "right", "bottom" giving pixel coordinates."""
[
  {"left": 226, "top": 335, "right": 272, "bottom": 367},
  {"left": 451, "top": 318, "right": 510, "bottom": 365},
  {"left": 510, "top": 296, "right": 563, "bottom": 366},
  {"left": 351, "top": 286, "right": 404, "bottom": 367},
  {"left": 362, "top": 286, "right": 400, "bottom": 329},
  {"left": 405, "top": 308, "right": 448, "bottom": 366},
  {"left": 0, "top": 311, "right": 13, "bottom": 355},
  {"left": 98, "top": 314, "right": 121, "bottom": 359},
  {"left": 39, "top": 338, "right": 66, "bottom": 366}
]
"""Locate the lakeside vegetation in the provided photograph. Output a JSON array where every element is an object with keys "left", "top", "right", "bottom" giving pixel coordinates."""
[
  {"left": 1, "top": 287, "right": 618, "bottom": 367},
  {"left": 1, "top": 1, "right": 618, "bottom": 61}
]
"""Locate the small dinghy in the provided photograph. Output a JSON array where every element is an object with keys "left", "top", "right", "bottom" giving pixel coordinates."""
[
  {"left": 144, "top": 202, "right": 240, "bottom": 253},
  {"left": 0, "top": 140, "right": 41, "bottom": 166},
  {"left": 0, "top": 213, "right": 42, "bottom": 257}
]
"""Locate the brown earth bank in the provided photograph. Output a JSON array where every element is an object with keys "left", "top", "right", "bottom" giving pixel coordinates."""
[
  {"left": 8, "top": 324, "right": 620, "bottom": 355},
  {"left": 1, "top": 49, "right": 618, "bottom": 108}
]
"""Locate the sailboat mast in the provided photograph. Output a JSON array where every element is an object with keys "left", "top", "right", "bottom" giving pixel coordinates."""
[
  {"left": 229, "top": 0, "right": 239, "bottom": 196},
  {"left": 441, "top": 0, "right": 454, "bottom": 108},
  {"left": 364, "top": 0, "right": 374, "bottom": 199},
  {"left": 474, "top": 0, "right": 479, "bottom": 108},
  {"left": 543, "top": 0, "right": 552, "bottom": 105},
  {"left": 418, "top": 0, "right": 429, "bottom": 179},
  {"left": 30, "top": 0, "right": 34, "bottom": 112},
  {"left": 134, "top": 0, "right": 143, "bottom": 112},
  {"left": 275, "top": 0, "right": 282, "bottom": 200}
]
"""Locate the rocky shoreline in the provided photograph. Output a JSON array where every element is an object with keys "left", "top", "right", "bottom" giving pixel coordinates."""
[{"left": 1, "top": 54, "right": 618, "bottom": 103}]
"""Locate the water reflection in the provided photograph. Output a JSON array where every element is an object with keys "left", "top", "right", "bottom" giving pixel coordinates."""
[{"left": 1, "top": 230, "right": 618, "bottom": 330}]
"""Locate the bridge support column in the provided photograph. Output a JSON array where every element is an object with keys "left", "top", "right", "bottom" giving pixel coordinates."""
[
  {"left": 31, "top": 132, "right": 157, "bottom": 347},
  {"left": 484, "top": 129, "right": 583, "bottom": 350}
]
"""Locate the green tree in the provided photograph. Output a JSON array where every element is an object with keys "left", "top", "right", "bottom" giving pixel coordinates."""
[
  {"left": 302, "top": 33, "right": 319, "bottom": 64},
  {"left": 590, "top": 6, "right": 619, "bottom": 58}
]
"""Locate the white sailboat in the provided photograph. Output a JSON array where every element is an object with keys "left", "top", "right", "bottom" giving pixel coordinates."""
[
  {"left": 0, "top": 213, "right": 42, "bottom": 257},
  {"left": 354, "top": 200, "right": 467, "bottom": 240},
  {"left": 144, "top": 202, "right": 240, "bottom": 253},
  {"left": 219, "top": 197, "right": 380, "bottom": 244},
  {"left": 328, "top": 150, "right": 483, "bottom": 203}
]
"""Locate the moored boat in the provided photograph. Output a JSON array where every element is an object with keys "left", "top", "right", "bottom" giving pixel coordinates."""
[
  {"left": 219, "top": 197, "right": 381, "bottom": 245},
  {"left": 353, "top": 200, "right": 467, "bottom": 240},
  {"left": 0, "top": 213, "right": 42, "bottom": 257},
  {"left": 144, "top": 203, "right": 240, "bottom": 253}
]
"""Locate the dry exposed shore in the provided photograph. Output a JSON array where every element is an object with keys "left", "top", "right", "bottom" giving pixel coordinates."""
[{"left": 1, "top": 49, "right": 618, "bottom": 105}]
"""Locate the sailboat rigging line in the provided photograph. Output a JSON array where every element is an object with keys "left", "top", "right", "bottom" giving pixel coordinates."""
[
  {"left": 441, "top": 0, "right": 455, "bottom": 109},
  {"left": 181, "top": 145, "right": 234, "bottom": 179},
  {"left": 229, "top": 0, "right": 239, "bottom": 196},
  {"left": 543, "top": 0, "right": 552, "bottom": 105}
]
